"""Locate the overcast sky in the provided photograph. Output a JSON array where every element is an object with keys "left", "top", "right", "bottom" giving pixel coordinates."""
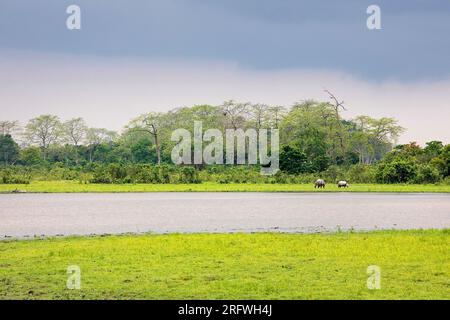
[{"left": 1, "top": 0, "right": 449, "bottom": 144}]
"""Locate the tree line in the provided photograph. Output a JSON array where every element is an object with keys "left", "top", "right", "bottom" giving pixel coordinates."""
[{"left": 1, "top": 99, "right": 448, "bottom": 184}]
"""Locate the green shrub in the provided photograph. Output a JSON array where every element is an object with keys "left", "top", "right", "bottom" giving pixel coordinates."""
[
  {"left": 280, "top": 146, "right": 308, "bottom": 174},
  {"left": 19, "top": 147, "right": 42, "bottom": 166},
  {"left": 414, "top": 165, "right": 441, "bottom": 184},
  {"left": 376, "top": 159, "right": 418, "bottom": 183},
  {"left": 0, "top": 168, "right": 31, "bottom": 184},
  {"left": 347, "top": 164, "right": 376, "bottom": 183},
  {"left": 46, "top": 167, "right": 79, "bottom": 181},
  {"left": 442, "top": 176, "right": 450, "bottom": 185},
  {"left": 273, "top": 171, "right": 290, "bottom": 184},
  {"left": 179, "top": 167, "right": 201, "bottom": 184},
  {"left": 108, "top": 163, "right": 127, "bottom": 182},
  {"left": 290, "top": 173, "right": 317, "bottom": 184},
  {"left": 157, "top": 165, "right": 172, "bottom": 184},
  {"left": 322, "top": 165, "right": 347, "bottom": 183},
  {"left": 430, "top": 157, "right": 447, "bottom": 177},
  {"left": 78, "top": 172, "right": 93, "bottom": 184},
  {"left": 135, "top": 165, "right": 157, "bottom": 183},
  {"left": 217, "top": 175, "right": 231, "bottom": 184},
  {"left": 90, "top": 166, "right": 113, "bottom": 183}
]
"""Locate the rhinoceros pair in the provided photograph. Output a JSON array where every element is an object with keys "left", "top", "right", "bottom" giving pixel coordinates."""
[{"left": 314, "top": 179, "right": 349, "bottom": 188}]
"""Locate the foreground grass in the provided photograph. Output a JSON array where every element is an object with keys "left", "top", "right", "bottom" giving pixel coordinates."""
[
  {"left": 0, "top": 180, "right": 449, "bottom": 193},
  {"left": 0, "top": 230, "right": 448, "bottom": 300}
]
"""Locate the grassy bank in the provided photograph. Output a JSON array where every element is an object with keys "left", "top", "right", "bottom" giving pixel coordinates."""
[
  {"left": 0, "top": 181, "right": 449, "bottom": 193},
  {"left": 0, "top": 230, "right": 448, "bottom": 299}
]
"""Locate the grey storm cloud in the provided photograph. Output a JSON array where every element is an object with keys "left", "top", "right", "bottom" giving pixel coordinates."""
[{"left": 0, "top": 0, "right": 449, "bottom": 80}]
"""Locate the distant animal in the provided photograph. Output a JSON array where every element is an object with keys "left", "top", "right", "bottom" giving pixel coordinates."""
[
  {"left": 337, "top": 181, "right": 349, "bottom": 188},
  {"left": 315, "top": 179, "right": 326, "bottom": 189},
  {"left": 11, "top": 189, "right": 27, "bottom": 194}
]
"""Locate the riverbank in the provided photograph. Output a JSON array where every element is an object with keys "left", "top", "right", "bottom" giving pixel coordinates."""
[
  {"left": 0, "top": 230, "right": 448, "bottom": 299},
  {"left": 1, "top": 181, "right": 449, "bottom": 193}
]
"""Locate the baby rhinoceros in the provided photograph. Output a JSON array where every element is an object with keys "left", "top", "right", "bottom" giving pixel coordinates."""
[
  {"left": 337, "top": 180, "right": 349, "bottom": 188},
  {"left": 314, "top": 179, "right": 326, "bottom": 189}
]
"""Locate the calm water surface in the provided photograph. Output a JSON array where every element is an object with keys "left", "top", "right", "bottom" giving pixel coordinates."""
[{"left": 0, "top": 193, "right": 449, "bottom": 238}]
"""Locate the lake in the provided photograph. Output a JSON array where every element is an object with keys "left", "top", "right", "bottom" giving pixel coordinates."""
[{"left": 1, "top": 193, "right": 449, "bottom": 238}]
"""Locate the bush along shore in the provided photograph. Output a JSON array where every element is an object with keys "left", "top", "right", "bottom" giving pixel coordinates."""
[{"left": 0, "top": 159, "right": 449, "bottom": 187}]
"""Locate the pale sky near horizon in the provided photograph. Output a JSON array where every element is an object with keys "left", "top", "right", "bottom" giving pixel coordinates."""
[{"left": 1, "top": 0, "right": 449, "bottom": 144}]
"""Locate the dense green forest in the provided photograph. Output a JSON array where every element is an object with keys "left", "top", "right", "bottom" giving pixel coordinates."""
[{"left": 1, "top": 100, "right": 449, "bottom": 185}]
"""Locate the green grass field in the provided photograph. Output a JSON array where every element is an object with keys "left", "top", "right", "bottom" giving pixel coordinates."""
[
  {"left": 0, "top": 230, "right": 448, "bottom": 300},
  {"left": 0, "top": 181, "right": 449, "bottom": 193}
]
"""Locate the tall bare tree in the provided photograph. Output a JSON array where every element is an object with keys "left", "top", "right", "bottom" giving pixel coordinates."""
[
  {"left": 324, "top": 89, "right": 349, "bottom": 162},
  {"left": 324, "top": 89, "right": 347, "bottom": 118},
  {"left": 0, "top": 120, "right": 20, "bottom": 136},
  {"left": 220, "top": 100, "right": 250, "bottom": 130},
  {"left": 249, "top": 103, "right": 269, "bottom": 131},
  {"left": 127, "top": 112, "right": 166, "bottom": 165},
  {"left": 369, "top": 117, "right": 404, "bottom": 143},
  {"left": 63, "top": 118, "right": 88, "bottom": 164},
  {"left": 267, "top": 106, "right": 286, "bottom": 129},
  {"left": 351, "top": 115, "right": 405, "bottom": 163},
  {"left": 24, "top": 115, "right": 61, "bottom": 160},
  {"left": 63, "top": 118, "right": 87, "bottom": 146}
]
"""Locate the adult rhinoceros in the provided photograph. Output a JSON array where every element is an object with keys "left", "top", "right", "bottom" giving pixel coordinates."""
[
  {"left": 337, "top": 181, "right": 349, "bottom": 188},
  {"left": 314, "top": 179, "right": 326, "bottom": 188}
]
